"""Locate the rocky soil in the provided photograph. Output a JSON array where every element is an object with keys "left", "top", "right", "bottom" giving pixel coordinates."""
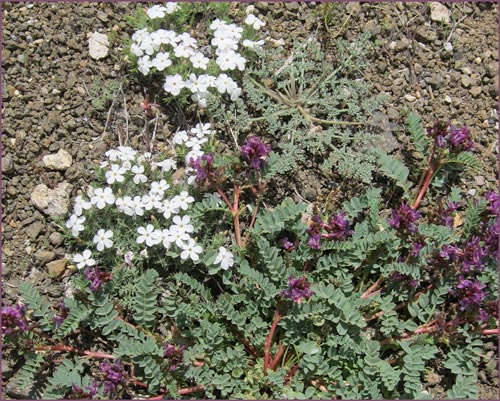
[{"left": 2, "top": 2, "right": 498, "bottom": 399}]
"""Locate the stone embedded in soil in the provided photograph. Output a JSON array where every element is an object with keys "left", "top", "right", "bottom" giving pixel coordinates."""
[
  {"left": 33, "top": 249, "right": 56, "bottom": 265},
  {"left": 461, "top": 76, "right": 474, "bottom": 88},
  {"left": 2, "top": 153, "right": 14, "bottom": 173},
  {"left": 26, "top": 221, "right": 45, "bottom": 240},
  {"left": 469, "top": 86, "right": 482, "bottom": 97},
  {"left": 88, "top": 31, "right": 109, "bottom": 60},
  {"left": 31, "top": 182, "right": 73, "bottom": 217},
  {"left": 42, "top": 148, "right": 73, "bottom": 171},
  {"left": 429, "top": 2, "right": 451, "bottom": 24},
  {"left": 46, "top": 259, "right": 67, "bottom": 276},
  {"left": 49, "top": 232, "right": 63, "bottom": 246}
]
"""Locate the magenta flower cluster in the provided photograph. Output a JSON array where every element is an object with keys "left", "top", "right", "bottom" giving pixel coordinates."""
[
  {"left": 451, "top": 275, "right": 489, "bottom": 313},
  {"left": 306, "top": 211, "right": 352, "bottom": 250},
  {"left": 281, "top": 275, "right": 314, "bottom": 304},
  {"left": 1, "top": 304, "right": 29, "bottom": 335},
  {"left": 164, "top": 342, "right": 185, "bottom": 371},
  {"left": 387, "top": 202, "right": 420, "bottom": 233},
  {"left": 240, "top": 136, "right": 271, "bottom": 171},
  {"left": 189, "top": 152, "right": 215, "bottom": 184},
  {"left": 70, "top": 382, "right": 98, "bottom": 399},
  {"left": 429, "top": 121, "right": 474, "bottom": 152},
  {"left": 100, "top": 360, "right": 124, "bottom": 396},
  {"left": 84, "top": 266, "right": 112, "bottom": 292}
]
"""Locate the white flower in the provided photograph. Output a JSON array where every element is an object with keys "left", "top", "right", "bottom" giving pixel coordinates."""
[
  {"left": 115, "top": 196, "right": 134, "bottom": 216},
  {"left": 209, "top": 18, "right": 223, "bottom": 30},
  {"left": 138, "top": 55, "right": 153, "bottom": 75},
  {"left": 147, "top": 5, "right": 167, "bottom": 19},
  {"left": 150, "top": 179, "right": 170, "bottom": 196},
  {"left": 216, "top": 50, "right": 238, "bottom": 70},
  {"left": 185, "top": 73, "right": 210, "bottom": 93},
  {"left": 156, "top": 228, "right": 175, "bottom": 249},
  {"left": 132, "top": 165, "right": 148, "bottom": 184},
  {"left": 90, "top": 187, "right": 115, "bottom": 209},
  {"left": 180, "top": 238, "right": 203, "bottom": 261},
  {"left": 178, "top": 32, "right": 197, "bottom": 48},
  {"left": 130, "top": 43, "right": 144, "bottom": 57},
  {"left": 142, "top": 194, "right": 162, "bottom": 211},
  {"left": 191, "top": 91, "right": 208, "bottom": 108},
  {"left": 164, "top": 74, "right": 185, "bottom": 96},
  {"left": 73, "top": 195, "right": 92, "bottom": 216},
  {"left": 245, "top": 14, "right": 266, "bottom": 30},
  {"left": 190, "top": 122, "right": 213, "bottom": 138},
  {"left": 132, "top": 28, "right": 150, "bottom": 44},
  {"left": 171, "top": 215, "right": 194, "bottom": 234},
  {"left": 215, "top": 74, "right": 235, "bottom": 94},
  {"left": 151, "top": 29, "right": 179, "bottom": 47},
  {"left": 73, "top": 249, "right": 95, "bottom": 270},
  {"left": 117, "top": 146, "right": 137, "bottom": 162},
  {"left": 131, "top": 196, "right": 145, "bottom": 216},
  {"left": 228, "top": 83, "right": 242, "bottom": 101},
  {"left": 242, "top": 39, "right": 265, "bottom": 50},
  {"left": 211, "top": 36, "right": 238, "bottom": 53},
  {"left": 165, "top": 2, "right": 180, "bottom": 14},
  {"left": 152, "top": 52, "right": 172, "bottom": 72},
  {"left": 170, "top": 225, "right": 190, "bottom": 248},
  {"left": 173, "top": 43, "right": 195, "bottom": 58},
  {"left": 105, "top": 149, "right": 121, "bottom": 161},
  {"left": 66, "top": 214, "right": 86, "bottom": 237},
  {"left": 124, "top": 251, "right": 134, "bottom": 265},
  {"left": 172, "top": 191, "right": 194, "bottom": 211},
  {"left": 159, "top": 198, "right": 179, "bottom": 219},
  {"left": 139, "top": 36, "right": 158, "bottom": 55},
  {"left": 214, "top": 246, "right": 234, "bottom": 270},
  {"left": 105, "top": 164, "right": 126, "bottom": 185},
  {"left": 189, "top": 52, "right": 209, "bottom": 70},
  {"left": 137, "top": 224, "right": 161, "bottom": 247},
  {"left": 155, "top": 158, "right": 177, "bottom": 172},
  {"left": 172, "top": 130, "right": 189, "bottom": 145},
  {"left": 93, "top": 229, "right": 114, "bottom": 252},
  {"left": 185, "top": 148, "right": 204, "bottom": 164},
  {"left": 185, "top": 136, "right": 206, "bottom": 149}
]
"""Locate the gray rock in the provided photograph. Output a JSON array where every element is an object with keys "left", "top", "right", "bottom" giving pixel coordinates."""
[
  {"left": 461, "top": 76, "right": 474, "bottom": 88},
  {"left": 430, "top": 2, "right": 450, "bottom": 24},
  {"left": 42, "top": 149, "right": 73, "bottom": 171},
  {"left": 31, "top": 182, "right": 73, "bottom": 217},
  {"left": 49, "top": 232, "right": 64, "bottom": 246},
  {"left": 469, "top": 86, "right": 482, "bottom": 97},
  {"left": 2, "top": 153, "right": 13, "bottom": 173},
  {"left": 415, "top": 26, "right": 437, "bottom": 43},
  {"left": 33, "top": 250, "right": 56, "bottom": 264},
  {"left": 26, "top": 221, "right": 44, "bottom": 240}
]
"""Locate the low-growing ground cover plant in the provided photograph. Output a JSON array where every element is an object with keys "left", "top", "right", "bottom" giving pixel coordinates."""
[{"left": 2, "top": 3, "right": 498, "bottom": 400}]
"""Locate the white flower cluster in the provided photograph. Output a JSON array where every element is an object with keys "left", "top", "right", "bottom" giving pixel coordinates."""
[
  {"left": 67, "top": 125, "right": 233, "bottom": 271},
  {"left": 129, "top": 3, "right": 265, "bottom": 107}
]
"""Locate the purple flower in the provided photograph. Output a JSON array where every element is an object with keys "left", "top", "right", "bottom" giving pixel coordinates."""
[
  {"left": 281, "top": 275, "right": 314, "bottom": 304},
  {"left": 100, "top": 360, "right": 124, "bottom": 396},
  {"left": 485, "top": 191, "right": 499, "bottom": 216},
  {"left": 70, "top": 382, "right": 98, "bottom": 399},
  {"left": 240, "top": 136, "right": 271, "bottom": 171},
  {"left": 448, "top": 126, "right": 474, "bottom": 151},
  {"left": 189, "top": 152, "right": 215, "bottom": 184},
  {"left": 483, "top": 223, "right": 499, "bottom": 253},
  {"left": 411, "top": 241, "right": 424, "bottom": 257},
  {"left": 308, "top": 233, "right": 321, "bottom": 250},
  {"left": 436, "top": 135, "right": 446, "bottom": 148},
  {"left": 441, "top": 201, "right": 460, "bottom": 227},
  {"left": 461, "top": 237, "right": 488, "bottom": 272},
  {"left": 84, "top": 266, "right": 112, "bottom": 292},
  {"left": 387, "top": 202, "right": 420, "bottom": 233},
  {"left": 279, "top": 237, "right": 295, "bottom": 251},
  {"left": 451, "top": 275, "right": 489, "bottom": 311},
  {"left": 324, "top": 211, "right": 353, "bottom": 240},
  {"left": 54, "top": 299, "right": 70, "bottom": 328},
  {"left": 439, "top": 244, "right": 460, "bottom": 261},
  {"left": 1, "top": 304, "right": 29, "bottom": 335},
  {"left": 164, "top": 342, "right": 185, "bottom": 371}
]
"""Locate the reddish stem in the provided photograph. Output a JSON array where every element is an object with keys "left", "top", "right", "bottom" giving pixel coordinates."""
[
  {"left": 243, "top": 198, "right": 260, "bottom": 247},
  {"left": 232, "top": 184, "right": 242, "bottom": 247},
  {"left": 412, "top": 167, "right": 434, "bottom": 210},
  {"left": 481, "top": 328, "right": 498, "bottom": 336},
  {"left": 264, "top": 308, "right": 282, "bottom": 375},
  {"left": 284, "top": 362, "right": 299, "bottom": 385},
  {"left": 270, "top": 342, "right": 285, "bottom": 370},
  {"left": 35, "top": 344, "right": 116, "bottom": 359},
  {"left": 361, "top": 276, "right": 383, "bottom": 299},
  {"left": 178, "top": 386, "right": 205, "bottom": 395}
]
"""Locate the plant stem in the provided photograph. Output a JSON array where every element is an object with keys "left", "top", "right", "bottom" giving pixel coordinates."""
[
  {"left": 35, "top": 344, "right": 116, "bottom": 359},
  {"left": 264, "top": 308, "right": 282, "bottom": 375},
  {"left": 481, "top": 328, "right": 498, "bottom": 336}
]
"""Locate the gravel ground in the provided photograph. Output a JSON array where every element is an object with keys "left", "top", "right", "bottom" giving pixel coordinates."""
[{"left": 1, "top": 2, "right": 498, "bottom": 398}]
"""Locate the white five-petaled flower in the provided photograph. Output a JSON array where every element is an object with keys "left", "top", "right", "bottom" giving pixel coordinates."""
[
  {"left": 93, "top": 229, "right": 114, "bottom": 252},
  {"left": 189, "top": 52, "right": 209, "bottom": 70},
  {"left": 147, "top": 4, "right": 167, "bottom": 19},
  {"left": 156, "top": 228, "right": 175, "bottom": 249},
  {"left": 173, "top": 191, "right": 195, "bottom": 211},
  {"left": 90, "top": 187, "right": 115, "bottom": 209},
  {"left": 132, "top": 165, "right": 148, "bottom": 184},
  {"left": 117, "top": 146, "right": 137, "bottom": 162},
  {"left": 137, "top": 224, "right": 161, "bottom": 247},
  {"left": 150, "top": 179, "right": 170, "bottom": 196},
  {"left": 214, "top": 246, "right": 234, "bottom": 270},
  {"left": 165, "top": 2, "right": 179, "bottom": 14},
  {"left": 152, "top": 52, "right": 172, "bottom": 72},
  {"left": 180, "top": 238, "right": 203, "bottom": 261},
  {"left": 105, "top": 164, "right": 126, "bottom": 185},
  {"left": 242, "top": 39, "right": 265, "bottom": 51},
  {"left": 73, "top": 249, "right": 96, "bottom": 270},
  {"left": 171, "top": 215, "right": 194, "bottom": 234},
  {"left": 154, "top": 158, "right": 177, "bottom": 172},
  {"left": 66, "top": 214, "right": 86, "bottom": 237},
  {"left": 73, "top": 195, "right": 92, "bottom": 216},
  {"left": 164, "top": 74, "right": 186, "bottom": 96},
  {"left": 190, "top": 122, "right": 213, "bottom": 138},
  {"left": 159, "top": 198, "right": 179, "bottom": 219}
]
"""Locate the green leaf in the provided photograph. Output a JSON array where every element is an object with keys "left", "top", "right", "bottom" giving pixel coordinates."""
[
  {"left": 132, "top": 269, "right": 160, "bottom": 329},
  {"left": 408, "top": 111, "right": 429, "bottom": 158}
]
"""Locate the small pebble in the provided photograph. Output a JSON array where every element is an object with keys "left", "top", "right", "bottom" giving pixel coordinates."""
[
  {"left": 404, "top": 94, "right": 416, "bottom": 102},
  {"left": 467, "top": 188, "right": 477, "bottom": 196}
]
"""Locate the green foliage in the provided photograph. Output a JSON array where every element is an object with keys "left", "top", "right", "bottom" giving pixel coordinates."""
[
  {"left": 373, "top": 148, "right": 411, "bottom": 192},
  {"left": 407, "top": 111, "right": 429, "bottom": 159},
  {"left": 43, "top": 358, "right": 88, "bottom": 399},
  {"left": 19, "top": 282, "right": 54, "bottom": 332},
  {"left": 132, "top": 269, "right": 160, "bottom": 330}
]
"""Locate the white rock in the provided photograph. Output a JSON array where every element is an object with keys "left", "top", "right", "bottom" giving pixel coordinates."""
[
  {"left": 31, "top": 182, "right": 73, "bottom": 217},
  {"left": 443, "top": 42, "right": 453, "bottom": 52},
  {"left": 430, "top": 2, "right": 450, "bottom": 24},
  {"left": 88, "top": 31, "right": 109, "bottom": 60},
  {"left": 467, "top": 188, "right": 476, "bottom": 196},
  {"left": 42, "top": 149, "right": 73, "bottom": 171},
  {"left": 404, "top": 94, "right": 417, "bottom": 102},
  {"left": 444, "top": 95, "right": 452, "bottom": 104}
]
